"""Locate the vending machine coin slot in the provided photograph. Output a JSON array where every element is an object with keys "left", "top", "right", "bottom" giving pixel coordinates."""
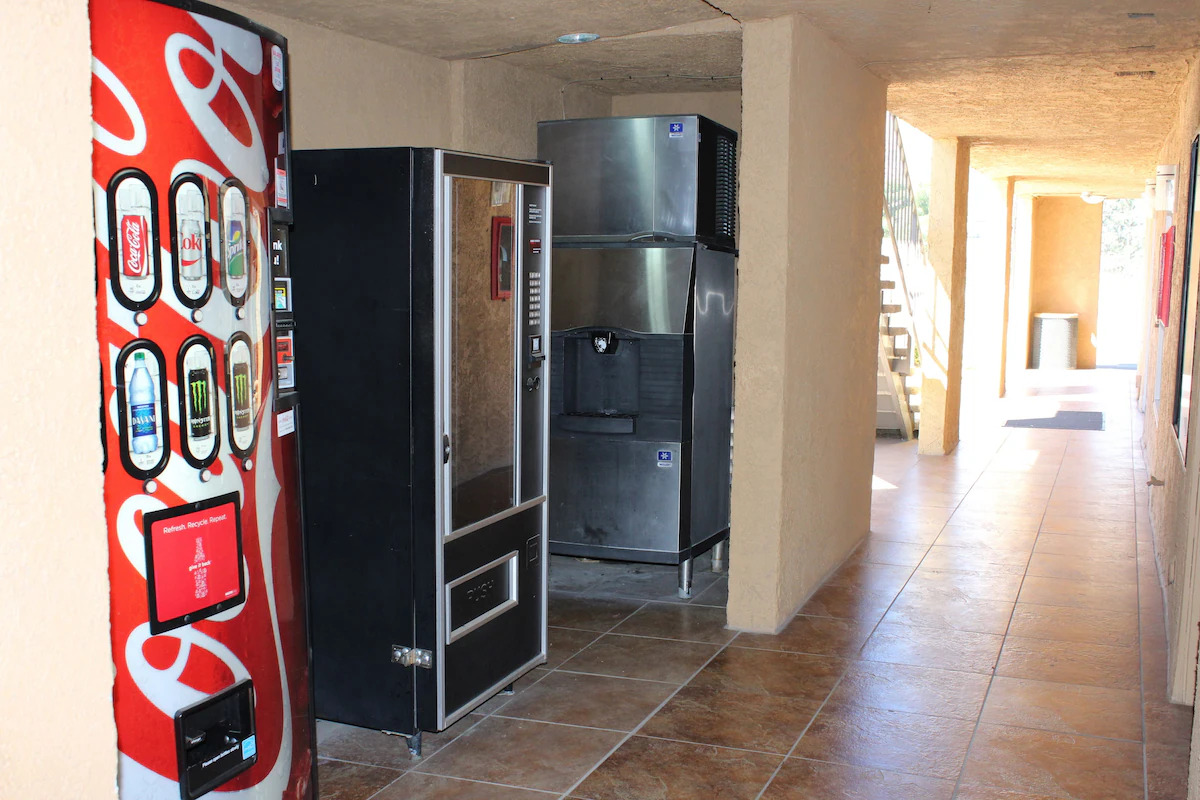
[{"left": 174, "top": 679, "right": 257, "bottom": 800}]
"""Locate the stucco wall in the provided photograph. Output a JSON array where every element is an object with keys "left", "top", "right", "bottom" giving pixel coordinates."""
[
  {"left": 0, "top": 1, "right": 117, "bottom": 798},
  {"left": 612, "top": 90, "right": 742, "bottom": 132},
  {"left": 728, "top": 14, "right": 886, "bottom": 632},
  {"left": 454, "top": 59, "right": 610, "bottom": 160},
  {"left": 1028, "top": 196, "right": 1104, "bottom": 369}
]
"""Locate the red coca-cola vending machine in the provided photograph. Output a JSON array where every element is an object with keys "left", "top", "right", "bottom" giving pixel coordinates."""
[{"left": 91, "top": 1, "right": 314, "bottom": 797}]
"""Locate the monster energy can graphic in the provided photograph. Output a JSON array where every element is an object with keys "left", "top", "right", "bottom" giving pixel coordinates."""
[
  {"left": 232, "top": 362, "right": 252, "bottom": 431},
  {"left": 187, "top": 368, "right": 213, "bottom": 440}
]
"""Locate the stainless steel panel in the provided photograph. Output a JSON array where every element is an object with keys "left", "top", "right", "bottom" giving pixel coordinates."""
[
  {"left": 539, "top": 116, "right": 699, "bottom": 241},
  {"left": 689, "top": 245, "right": 736, "bottom": 544},
  {"left": 548, "top": 437, "right": 681, "bottom": 554},
  {"left": 551, "top": 246, "right": 693, "bottom": 334}
]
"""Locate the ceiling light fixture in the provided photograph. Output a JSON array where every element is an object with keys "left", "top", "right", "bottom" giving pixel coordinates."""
[
  {"left": 1126, "top": 12, "right": 1156, "bottom": 19},
  {"left": 1081, "top": 192, "right": 1107, "bottom": 204},
  {"left": 557, "top": 32, "right": 600, "bottom": 44}
]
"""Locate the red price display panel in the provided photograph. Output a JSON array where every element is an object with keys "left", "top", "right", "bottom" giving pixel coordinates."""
[{"left": 144, "top": 493, "right": 246, "bottom": 634}]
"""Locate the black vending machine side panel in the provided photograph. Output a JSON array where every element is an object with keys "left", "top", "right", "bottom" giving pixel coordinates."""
[{"left": 290, "top": 148, "right": 419, "bottom": 734}]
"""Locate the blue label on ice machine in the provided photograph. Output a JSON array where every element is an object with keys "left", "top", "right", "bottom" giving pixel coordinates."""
[
  {"left": 657, "top": 451, "right": 673, "bottom": 468},
  {"left": 668, "top": 122, "right": 684, "bottom": 138}
]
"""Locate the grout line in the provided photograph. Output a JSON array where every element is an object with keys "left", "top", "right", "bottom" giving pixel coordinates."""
[
  {"left": 400, "top": 770, "right": 560, "bottom": 795},
  {"left": 555, "top": 629, "right": 737, "bottom": 799},
  {"left": 547, "top": 668, "right": 687, "bottom": 686},
  {"left": 950, "top": 424, "right": 1058, "bottom": 800},
  {"left": 753, "top": 670, "right": 850, "bottom": 800}
]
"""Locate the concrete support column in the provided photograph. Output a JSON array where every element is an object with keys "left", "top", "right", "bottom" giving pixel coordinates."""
[
  {"left": 998, "top": 177, "right": 1016, "bottom": 397},
  {"left": 727, "top": 15, "right": 886, "bottom": 632},
  {"left": 918, "top": 138, "right": 970, "bottom": 455}
]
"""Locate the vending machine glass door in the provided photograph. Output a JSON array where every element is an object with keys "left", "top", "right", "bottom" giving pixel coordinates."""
[{"left": 432, "top": 154, "right": 550, "bottom": 727}]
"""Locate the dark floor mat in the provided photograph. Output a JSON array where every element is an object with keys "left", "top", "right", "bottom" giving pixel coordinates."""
[{"left": 1005, "top": 410, "right": 1104, "bottom": 430}]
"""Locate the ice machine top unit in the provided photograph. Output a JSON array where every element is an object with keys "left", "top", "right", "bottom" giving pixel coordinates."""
[{"left": 538, "top": 115, "right": 737, "bottom": 250}]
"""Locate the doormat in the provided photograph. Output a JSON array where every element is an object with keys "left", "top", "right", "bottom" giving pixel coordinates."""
[{"left": 1004, "top": 411, "right": 1104, "bottom": 431}]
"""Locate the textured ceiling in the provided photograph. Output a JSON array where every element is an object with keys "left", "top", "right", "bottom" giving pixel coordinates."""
[{"left": 228, "top": 0, "right": 1200, "bottom": 194}]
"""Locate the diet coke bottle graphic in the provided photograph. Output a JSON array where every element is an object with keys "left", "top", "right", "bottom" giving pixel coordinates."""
[
  {"left": 129, "top": 352, "right": 159, "bottom": 456},
  {"left": 179, "top": 218, "right": 203, "bottom": 281}
]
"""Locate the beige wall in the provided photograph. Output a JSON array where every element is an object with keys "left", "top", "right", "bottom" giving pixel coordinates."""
[
  {"left": 0, "top": 1, "right": 117, "bottom": 798},
  {"left": 1028, "top": 196, "right": 1103, "bottom": 369},
  {"left": 1005, "top": 192, "right": 1035, "bottom": 389},
  {"left": 728, "top": 14, "right": 886, "bottom": 632},
  {"left": 612, "top": 90, "right": 742, "bottom": 132},
  {"left": 220, "top": 2, "right": 455, "bottom": 149},
  {"left": 453, "top": 59, "right": 610, "bottom": 160}
]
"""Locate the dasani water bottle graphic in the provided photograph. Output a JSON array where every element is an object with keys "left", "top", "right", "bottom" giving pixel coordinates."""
[{"left": 129, "top": 352, "right": 159, "bottom": 455}]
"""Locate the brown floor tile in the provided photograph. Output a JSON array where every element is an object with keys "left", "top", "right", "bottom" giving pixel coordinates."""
[
  {"left": 560, "top": 634, "right": 719, "bottom": 683},
  {"left": 695, "top": 646, "right": 846, "bottom": 701},
  {"left": 548, "top": 595, "right": 644, "bottom": 632},
  {"left": 545, "top": 627, "right": 600, "bottom": 668},
  {"left": 1007, "top": 604, "right": 1138, "bottom": 648},
  {"left": 1144, "top": 700, "right": 1195, "bottom": 747},
  {"left": 689, "top": 577, "right": 728, "bottom": 607},
  {"left": 1038, "top": 517, "right": 1135, "bottom": 538},
  {"left": 570, "top": 736, "right": 782, "bottom": 800},
  {"left": 734, "top": 615, "right": 872, "bottom": 658},
  {"left": 905, "top": 568, "right": 1025, "bottom": 602},
  {"left": 1146, "top": 743, "right": 1191, "bottom": 800},
  {"left": 1034, "top": 533, "right": 1136, "bottom": 559},
  {"left": 1026, "top": 553, "right": 1138, "bottom": 585},
  {"left": 1017, "top": 576, "right": 1139, "bottom": 613},
  {"left": 946, "top": 508, "right": 1044, "bottom": 532},
  {"left": 610, "top": 602, "right": 735, "bottom": 644},
  {"left": 495, "top": 671, "right": 674, "bottom": 731},
  {"left": 1044, "top": 501, "right": 1135, "bottom": 522},
  {"left": 760, "top": 758, "right": 955, "bottom": 800},
  {"left": 980, "top": 677, "right": 1143, "bottom": 741},
  {"left": 884, "top": 589, "right": 1015, "bottom": 634},
  {"left": 919, "top": 545, "right": 1031, "bottom": 574},
  {"left": 800, "top": 583, "right": 897, "bottom": 622},
  {"left": 935, "top": 526, "right": 1039, "bottom": 551},
  {"left": 792, "top": 702, "right": 976, "bottom": 780},
  {"left": 831, "top": 660, "right": 991, "bottom": 720},
  {"left": 852, "top": 538, "right": 931, "bottom": 567},
  {"left": 825, "top": 561, "right": 915, "bottom": 594},
  {"left": 318, "top": 717, "right": 478, "bottom": 768},
  {"left": 860, "top": 621, "right": 1004, "bottom": 674},
  {"left": 374, "top": 773, "right": 556, "bottom": 799},
  {"left": 960, "top": 723, "right": 1144, "bottom": 800},
  {"left": 317, "top": 759, "right": 404, "bottom": 800},
  {"left": 641, "top": 683, "right": 822, "bottom": 753},
  {"left": 476, "top": 669, "right": 549, "bottom": 714},
  {"left": 996, "top": 636, "right": 1140, "bottom": 690},
  {"left": 414, "top": 716, "right": 623, "bottom": 793},
  {"left": 868, "top": 522, "right": 944, "bottom": 545},
  {"left": 953, "top": 787, "right": 1072, "bottom": 799}
]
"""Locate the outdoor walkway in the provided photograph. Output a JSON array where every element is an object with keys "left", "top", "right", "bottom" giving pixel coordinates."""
[{"left": 317, "top": 369, "right": 1192, "bottom": 799}]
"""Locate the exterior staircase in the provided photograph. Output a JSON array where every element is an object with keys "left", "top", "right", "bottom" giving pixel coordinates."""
[{"left": 876, "top": 112, "right": 930, "bottom": 439}]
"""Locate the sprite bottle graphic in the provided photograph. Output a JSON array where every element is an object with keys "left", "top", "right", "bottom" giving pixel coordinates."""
[
  {"left": 129, "top": 352, "right": 159, "bottom": 455},
  {"left": 232, "top": 362, "right": 252, "bottom": 431},
  {"left": 227, "top": 219, "right": 245, "bottom": 278},
  {"left": 187, "top": 368, "right": 212, "bottom": 440}
]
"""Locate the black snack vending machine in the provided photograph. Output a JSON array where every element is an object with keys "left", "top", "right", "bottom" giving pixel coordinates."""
[{"left": 289, "top": 148, "right": 551, "bottom": 751}]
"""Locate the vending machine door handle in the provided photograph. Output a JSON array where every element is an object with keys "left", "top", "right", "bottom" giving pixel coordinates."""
[{"left": 442, "top": 434, "right": 451, "bottom": 464}]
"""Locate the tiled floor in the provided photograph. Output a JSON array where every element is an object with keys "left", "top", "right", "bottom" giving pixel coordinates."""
[{"left": 317, "top": 370, "right": 1194, "bottom": 799}]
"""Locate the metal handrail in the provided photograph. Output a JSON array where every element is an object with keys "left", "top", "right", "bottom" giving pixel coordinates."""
[{"left": 882, "top": 112, "right": 938, "bottom": 374}]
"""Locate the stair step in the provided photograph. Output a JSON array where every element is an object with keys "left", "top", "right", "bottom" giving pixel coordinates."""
[
  {"left": 880, "top": 304, "right": 902, "bottom": 314},
  {"left": 889, "top": 357, "right": 910, "bottom": 372},
  {"left": 880, "top": 279, "right": 896, "bottom": 290},
  {"left": 882, "top": 326, "right": 908, "bottom": 336},
  {"left": 894, "top": 348, "right": 910, "bottom": 358},
  {"left": 881, "top": 254, "right": 891, "bottom": 265}
]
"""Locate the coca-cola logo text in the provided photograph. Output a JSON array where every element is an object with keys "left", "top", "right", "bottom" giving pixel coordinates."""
[{"left": 122, "top": 215, "right": 148, "bottom": 277}]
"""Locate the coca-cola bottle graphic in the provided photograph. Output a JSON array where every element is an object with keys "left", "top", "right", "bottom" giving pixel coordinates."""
[
  {"left": 192, "top": 537, "right": 209, "bottom": 601},
  {"left": 114, "top": 176, "right": 156, "bottom": 306},
  {"left": 129, "top": 352, "right": 159, "bottom": 456}
]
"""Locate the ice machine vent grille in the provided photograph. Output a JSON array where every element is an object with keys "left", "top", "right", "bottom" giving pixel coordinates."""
[{"left": 715, "top": 134, "right": 736, "bottom": 241}]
